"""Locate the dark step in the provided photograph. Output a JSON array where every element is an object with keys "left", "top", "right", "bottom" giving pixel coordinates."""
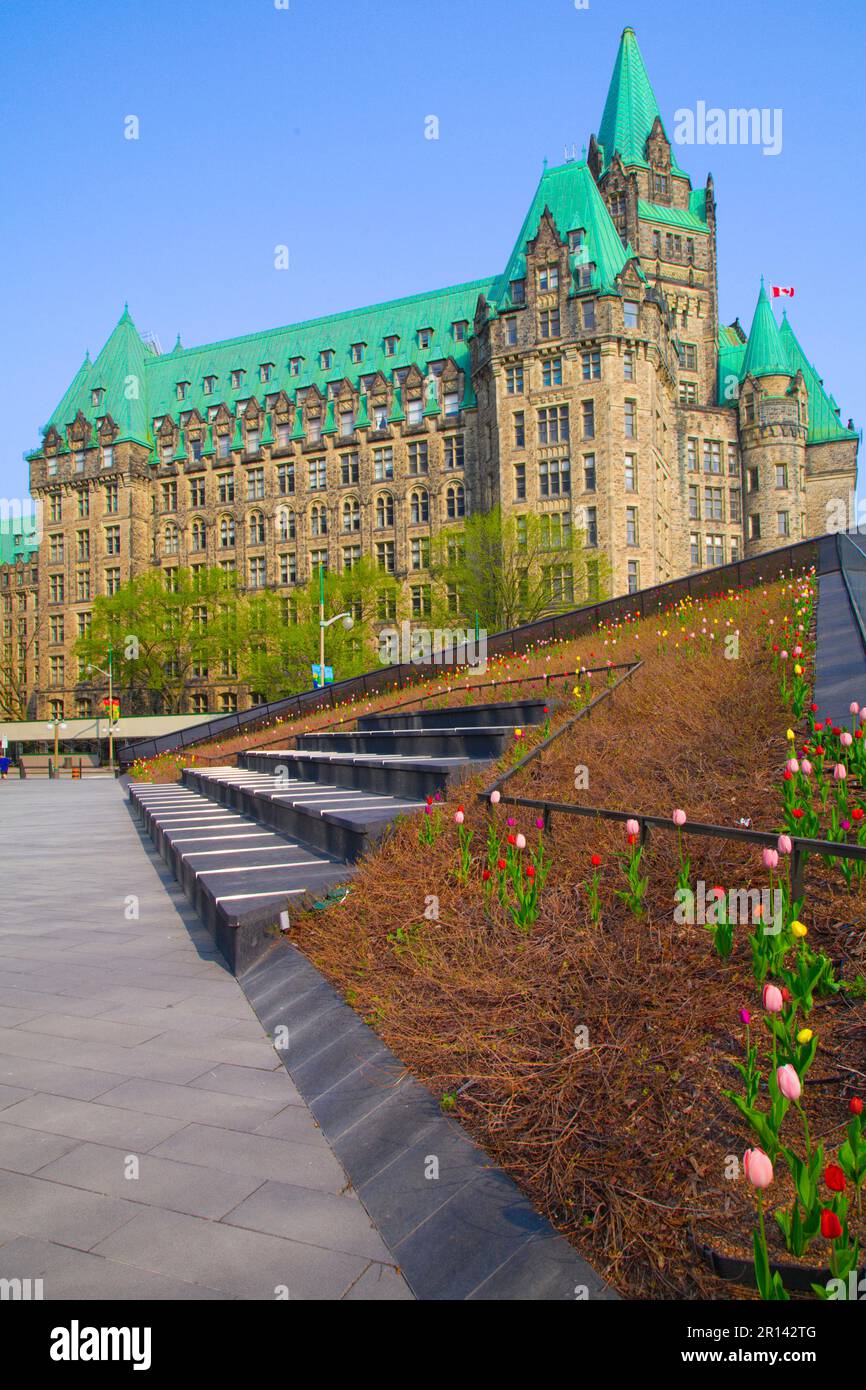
[
  {"left": 183, "top": 766, "right": 425, "bottom": 862},
  {"left": 128, "top": 783, "right": 348, "bottom": 972},
  {"left": 356, "top": 697, "right": 550, "bottom": 732},
  {"left": 297, "top": 726, "right": 520, "bottom": 759},
  {"left": 238, "top": 747, "right": 478, "bottom": 799}
]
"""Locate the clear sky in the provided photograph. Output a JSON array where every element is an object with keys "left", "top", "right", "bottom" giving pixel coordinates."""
[{"left": 0, "top": 0, "right": 862, "bottom": 504}]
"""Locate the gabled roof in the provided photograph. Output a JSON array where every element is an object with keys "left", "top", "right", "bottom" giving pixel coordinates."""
[
  {"left": 40, "top": 280, "right": 495, "bottom": 449},
  {"left": 488, "top": 158, "right": 641, "bottom": 312},
  {"left": 779, "top": 314, "right": 859, "bottom": 444},
  {"left": 596, "top": 27, "right": 685, "bottom": 176},
  {"left": 740, "top": 279, "right": 790, "bottom": 380}
]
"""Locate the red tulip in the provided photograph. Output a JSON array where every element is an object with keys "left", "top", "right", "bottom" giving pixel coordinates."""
[
  {"left": 591, "top": 853, "right": 602, "bottom": 867},
  {"left": 525, "top": 865, "right": 536, "bottom": 879},
  {"left": 792, "top": 808, "right": 804, "bottom": 820},
  {"left": 482, "top": 869, "right": 491, "bottom": 882},
  {"left": 825, "top": 1164, "right": 846, "bottom": 1192},
  {"left": 850, "top": 1097, "right": 864, "bottom": 1116},
  {"left": 820, "top": 1209, "right": 843, "bottom": 1240},
  {"left": 496, "top": 858, "right": 506, "bottom": 871}
]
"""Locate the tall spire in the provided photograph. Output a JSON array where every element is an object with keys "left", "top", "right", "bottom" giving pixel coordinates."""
[
  {"left": 741, "top": 279, "right": 790, "bottom": 380},
  {"left": 596, "top": 27, "right": 682, "bottom": 174}
]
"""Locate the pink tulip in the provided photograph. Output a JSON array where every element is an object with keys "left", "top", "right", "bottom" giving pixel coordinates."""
[
  {"left": 786, "top": 758, "right": 799, "bottom": 775},
  {"left": 515, "top": 833, "right": 526, "bottom": 850},
  {"left": 777, "top": 1064, "right": 802, "bottom": 1102},
  {"left": 672, "top": 809, "right": 686, "bottom": 827},
  {"left": 861, "top": 710, "right": 866, "bottom": 726},
  {"left": 777, "top": 834, "right": 792, "bottom": 855},
  {"left": 626, "top": 818, "right": 640, "bottom": 838},
  {"left": 739, "top": 1008, "right": 751, "bottom": 1025},
  {"left": 834, "top": 763, "right": 847, "bottom": 782},
  {"left": 506, "top": 817, "right": 516, "bottom": 827},
  {"left": 762, "top": 847, "right": 779, "bottom": 870},
  {"left": 454, "top": 811, "right": 464, "bottom": 825},
  {"left": 535, "top": 817, "right": 544, "bottom": 830},
  {"left": 762, "top": 983, "right": 784, "bottom": 1014},
  {"left": 800, "top": 759, "right": 812, "bottom": 776},
  {"left": 744, "top": 1148, "right": 774, "bottom": 1189},
  {"left": 490, "top": 790, "right": 501, "bottom": 805},
  {"left": 780, "top": 650, "right": 788, "bottom": 660},
  {"left": 841, "top": 731, "right": 853, "bottom": 748},
  {"left": 850, "top": 703, "right": 860, "bottom": 716}
]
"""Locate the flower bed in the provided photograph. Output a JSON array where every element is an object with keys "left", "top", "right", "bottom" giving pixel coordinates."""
[{"left": 288, "top": 568, "right": 866, "bottom": 1298}]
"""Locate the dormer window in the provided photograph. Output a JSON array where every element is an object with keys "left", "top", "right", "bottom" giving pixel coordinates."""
[
  {"left": 452, "top": 321, "right": 468, "bottom": 341},
  {"left": 373, "top": 403, "right": 388, "bottom": 430},
  {"left": 538, "top": 266, "right": 559, "bottom": 293},
  {"left": 653, "top": 171, "right": 669, "bottom": 199},
  {"left": 176, "top": 381, "right": 189, "bottom": 401},
  {"left": 203, "top": 375, "right": 217, "bottom": 395},
  {"left": 568, "top": 229, "right": 586, "bottom": 253},
  {"left": 576, "top": 263, "right": 596, "bottom": 290},
  {"left": 510, "top": 279, "right": 526, "bottom": 305},
  {"left": 230, "top": 369, "right": 244, "bottom": 390},
  {"left": 290, "top": 357, "right": 303, "bottom": 376},
  {"left": 259, "top": 363, "right": 273, "bottom": 383},
  {"left": 350, "top": 343, "right": 365, "bottom": 364},
  {"left": 320, "top": 350, "right": 334, "bottom": 371},
  {"left": 91, "top": 387, "right": 105, "bottom": 409},
  {"left": 417, "top": 328, "right": 433, "bottom": 350},
  {"left": 384, "top": 336, "right": 399, "bottom": 357}
]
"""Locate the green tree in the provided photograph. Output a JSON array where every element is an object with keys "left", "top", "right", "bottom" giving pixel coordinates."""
[
  {"left": 430, "top": 505, "right": 609, "bottom": 633},
  {"left": 74, "top": 567, "right": 237, "bottom": 714}
]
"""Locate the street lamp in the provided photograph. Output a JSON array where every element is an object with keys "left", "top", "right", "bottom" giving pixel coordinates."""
[
  {"left": 87, "top": 643, "right": 117, "bottom": 773},
  {"left": 317, "top": 564, "right": 353, "bottom": 689},
  {"left": 45, "top": 719, "right": 68, "bottom": 773}
]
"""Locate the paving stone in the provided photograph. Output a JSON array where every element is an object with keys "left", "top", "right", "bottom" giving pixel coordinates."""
[
  {"left": 35, "top": 1141, "right": 265, "bottom": 1220},
  {"left": 0, "top": 1119, "right": 83, "bottom": 1175},
  {"left": 190, "top": 1064, "right": 305, "bottom": 1105},
  {"left": 0, "top": 1171, "right": 138, "bottom": 1250},
  {"left": 222, "top": 1179, "right": 395, "bottom": 1261},
  {"left": 149, "top": 1122, "right": 348, "bottom": 1192},
  {"left": 0, "top": 1236, "right": 230, "bottom": 1300},
  {"left": 0, "top": 1092, "right": 191, "bottom": 1151},
  {"left": 93, "top": 1078, "right": 286, "bottom": 1132},
  {"left": 92, "top": 1207, "right": 370, "bottom": 1300}
]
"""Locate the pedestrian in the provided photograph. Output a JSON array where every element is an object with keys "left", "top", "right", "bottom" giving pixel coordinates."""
[{"left": 0, "top": 754, "right": 10, "bottom": 779}]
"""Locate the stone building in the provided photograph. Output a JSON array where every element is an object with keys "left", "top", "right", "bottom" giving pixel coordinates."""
[
  {"left": 21, "top": 26, "right": 858, "bottom": 717},
  {"left": 0, "top": 517, "right": 40, "bottom": 720}
]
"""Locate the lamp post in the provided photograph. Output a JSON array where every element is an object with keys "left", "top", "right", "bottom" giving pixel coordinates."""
[
  {"left": 45, "top": 719, "right": 68, "bottom": 774},
  {"left": 317, "top": 564, "right": 353, "bottom": 689},
  {"left": 87, "top": 642, "right": 117, "bottom": 773}
]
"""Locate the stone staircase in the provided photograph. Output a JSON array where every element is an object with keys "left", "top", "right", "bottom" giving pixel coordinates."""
[{"left": 129, "top": 697, "right": 547, "bottom": 970}]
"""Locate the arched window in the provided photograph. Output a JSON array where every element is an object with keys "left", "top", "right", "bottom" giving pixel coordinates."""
[
  {"left": 376, "top": 492, "right": 394, "bottom": 529},
  {"left": 163, "top": 523, "right": 179, "bottom": 555},
  {"left": 191, "top": 519, "right": 206, "bottom": 551},
  {"left": 342, "top": 497, "right": 360, "bottom": 532},
  {"left": 410, "top": 489, "right": 429, "bottom": 525},
  {"left": 446, "top": 483, "right": 465, "bottom": 519},
  {"left": 310, "top": 503, "right": 328, "bottom": 537},
  {"left": 219, "top": 515, "right": 235, "bottom": 548},
  {"left": 248, "top": 512, "right": 265, "bottom": 545},
  {"left": 277, "top": 507, "right": 295, "bottom": 542}
]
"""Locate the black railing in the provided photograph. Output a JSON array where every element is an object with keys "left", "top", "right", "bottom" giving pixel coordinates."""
[{"left": 120, "top": 534, "right": 826, "bottom": 766}]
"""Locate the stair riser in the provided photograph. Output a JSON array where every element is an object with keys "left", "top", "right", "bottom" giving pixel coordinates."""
[
  {"left": 298, "top": 730, "right": 514, "bottom": 758},
  {"left": 183, "top": 768, "right": 379, "bottom": 862},
  {"left": 238, "top": 751, "right": 462, "bottom": 800},
  {"left": 356, "top": 699, "right": 549, "bottom": 731}
]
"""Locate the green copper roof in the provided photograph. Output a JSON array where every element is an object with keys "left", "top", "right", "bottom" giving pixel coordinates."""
[
  {"left": 716, "top": 306, "right": 857, "bottom": 444},
  {"left": 740, "top": 280, "right": 790, "bottom": 380},
  {"left": 596, "top": 28, "right": 684, "bottom": 176},
  {"left": 490, "top": 159, "right": 641, "bottom": 311},
  {"left": 41, "top": 280, "right": 495, "bottom": 451},
  {"left": 779, "top": 315, "right": 858, "bottom": 444},
  {"left": 0, "top": 513, "right": 39, "bottom": 566},
  {"left": 638, "top": 199, "right": 707, "bottom": 231}
]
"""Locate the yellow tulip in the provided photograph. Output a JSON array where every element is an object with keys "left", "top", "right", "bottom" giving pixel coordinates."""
[
  {"left": 786, "top": 729, "right": 795, "bottom": 741},
  {"left": 791, "top": 920, "right": 808, "bottom": 938},
  {"left": 797, "top": 1028, "right": 813, "bottom": 1044}
]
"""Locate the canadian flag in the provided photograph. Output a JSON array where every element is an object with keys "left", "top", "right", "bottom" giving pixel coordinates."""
[{"left": 771, "top": 285, "right": 795, "bottom": 298}]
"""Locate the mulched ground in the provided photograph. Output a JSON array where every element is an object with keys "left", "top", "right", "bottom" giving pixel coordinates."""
[{"left": 288, "top": 575, "right": 866, "bottom": 1299}]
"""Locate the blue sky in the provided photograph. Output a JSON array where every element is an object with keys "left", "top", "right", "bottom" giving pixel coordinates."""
[{"left": 0, "top": 0, "right": 862, "bottom": 503}]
